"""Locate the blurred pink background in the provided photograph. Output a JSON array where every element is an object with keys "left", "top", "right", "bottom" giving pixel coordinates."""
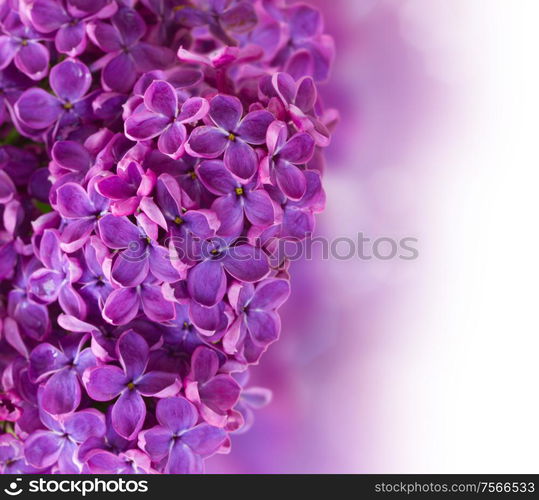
[{"left": 209, "top": 0, "right": 465, "bottom": 473}]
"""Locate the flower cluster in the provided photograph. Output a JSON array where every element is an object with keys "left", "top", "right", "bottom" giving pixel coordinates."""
[{"left": 0, "top": 0, "right": 336, "bottom": 474}]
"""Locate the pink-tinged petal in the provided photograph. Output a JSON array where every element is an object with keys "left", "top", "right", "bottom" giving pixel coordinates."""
[
  {"left": 167, "top": 441, "right": 202, "bottom": 473},
  {"left": 52, "top": 140, "right": 91, "bottom": 172},
  {"left": 84, "top": 365, "right": 126, "bottom": 401},
  {"left": 117, "top": 330, "right": 149, "bottom": 380},
  {"left": 189, "top": 301, "right": 226, "bottom": 333},
  {"left": 137, "top": 372, "right": 179, "bottom": 397},
  {"left": 157, "top": 122, "right": 186, "bottom": 158},
  {"left": 149, "top": 245, "right": 181, "bottom": 283},
  {"left": 58, "top": 284, "right": 87, "bottom": 318},
  {"left": 224, "top": 139, "right": 257, "bottom": 180},
  {"left": 29, "top": 0, "right": 69, "bottom": 32},
  {"left": 156, "top": 396, "right": 197, "bottom": 433},
  {"left": 111, "top": 252, "right": 149, "bottom": 287},
  {"left": 140, "top": 284, "right": 176, "bottom": 322},
  {"left": 102, "top": 287, "right": 140, "bottom": 325},
  {"left": 125, "top": 108, "right": 170, "bottom": 141},
  {"left": 102, "top": 53, "right": 137, "bottom": 93},
  {"left": 87, "top": 21, "right": 122, "bottom": 52},
  {"left": 138, "top": 426, "right": 172, "bottom": 461},
  {"left": 244, "top": 189, "right": 274, "bottom": 227},
  {"left": 212, "top": 194, "right": 243, "bottom": 237},
  {"left": 271, "top": 72, "right": 296, "bottom": 104},
  {"left": 24, "top": 431, "right": 63, "bottom": 469},
  {"left": 60, "top": 219, "right": 95, "bottom": 253},
  {"left": 185, "top": 126, "right": 228, "bottom": 158},
  {"left": 112, "top": 7, "right": 146, "bottom": 46},
  {"left": 14, "top": 42, "right": 50, "bottom": 81},
  {"left": 56, "top": 183, "right": 94, "bottom": 218},
  {"left": 28, "top": 269, "right": 63, "bottom": 304},
  {"left": 29, "top": 343, "right": 68, "bottom": 382},
  {"left": 285, "top": 49, "right": 314, "bottom": 81},
  {"left": 0, "top": 169, "right": 16, "bottom": 203},
  {"left": 140, "top": 196, "right": 167, "bottom": 229},
  {"left": 178, "top": 96, "right": 209, "bottom": 123},
  {"left": 85, "top": 450, "right": 122, "bottom": 474},
  {"left": 112, "top": 389, "right": 146, "bottom": 440},
  {"left": 196, "top": 160, "right": 236, "bottom": 195},
  {"left": 50, "top": 59, "right": 92, "bottom": 102},
  {"left": 275, "top": 160, "right": 307, "bottom": 200},
  {"left": 15, "top": 88, "right": 61, "bottom": 129},
  {"left": 55, "top": 23, "right": 85, "bottom": 57},
  {"left": 266, "top": 120, "right": 288, "bottom": 156},
  {"left": 182, "top": 424, "right": 226, "bottom": 456},
  {"left": 0, "top": 36, "right": 17, "bottom": 70},
  {"left": 41, "top": 369, "right": 80, "bottom": 415},
  {"left": 237, "top": 110, "right": 274, "bottom": 145},
  {"left": 279, "top": 132, "right": 315, "bottom": 164},
  {"left": 247, "top": 310, "right": 281, "bottom": 346},
  {"left": 96, "top": 175, "right": 133, "bottom": 200},
  {"left": 65, "top": 409, "right": 105, "bottom": 442},
  {"left": 187, "top": 260, "right": 226, "bottom": 307},
  {"left": 220, "top": 1, "right": 257, "bottom": 33},
  {"left": 39, "top": 229, "right": 63, "bottom": 269},
  {"left": 144, "top": 80, "right": 177, "bottom": 117},
  {"left": 209, "top": 94, "right": 242, "bottom": 131},
  {"left": 223, "top": 245, "right": 270, "bottom": 282},
  {"left": 190, "top": 347, "right": 219, "bottom": 384},
  {"left": 295, "top": 76, "right": 317, "bottom": 112},
  {"left": 98, "top": 214, "right": 141, "bottom": 249},
  {"left": 251, "top": 279, "right": 290, "bottom": 310}
]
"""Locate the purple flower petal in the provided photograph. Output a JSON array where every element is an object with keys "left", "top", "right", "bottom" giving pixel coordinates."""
[
  {"left": 41, "top": 368, "right": 81, "bottom": 415},
  {"left": 212, "top": 194, "right": 243, "bottom": 237},
  {"left": 137, "top": 372, "right": 179, "bottom": 397},
  {"left": 102, "top": 53, "right": 137, "bottom": 93},
  {"left": 140, "top": 284, "right": 176, "bottom": 322},
  {"left": 200, "top": 375, "right": 241, "bottom": 414},
  {"left": 223, "top": 245, "right": 270, "bottom": 282},
  {"left": 166, "top": 441, "right": 202, "bottom": 473},
  {"left": 275, "top": 160, "right": 307, "bottom": 200},
  {"left": 87, "top": 21, "right": 122, "bottom": 52},
  {"left": 111, "top": 252, "right": 149, "bottom": 287},
  {"left": 209, "top": 94, "right": 242, "bottom": 131},
  {"left": 56, "top": 23, "right": 86, "bottom": 56},
  {"left": 144, "top": 80, "right": 177, "bottom": 117},
  {"left": 15, "top": 88, "right": 61, "bottom": 129},
  {"left": 14, "top": 42, "right": 50, "bottom": 81},
  {"left": 117, "top": 330, "right": 149, "bottom": 381},
  {"left": 112, "top": 7, "right": 146, "bottom": 47},
  {"left": 29, "top": 0, "right": 69, "bottom": 32},
  {"left": 84, "top": 365, "right": 127, "bottom": 401},
  {"left": 182, "top": 424, "right": 226, "bottom": 457},
  {"left": 98, "top": 214, "right": 141, "bottom": 249},
  {"left": 236, "top": 110, "right": 274, "bottom": 145},
  {"left": 244, "top": 189, "right": 275, "bottom": 227},
  {"left": 185, "top": 126, "right": 228, "bottom": 158},
  {"left": 102, "top": 287, "right": 140, "bottom": 325},
  {"left": 157, "top": 121, "right": 187, "bottom": 157},
  {"left": 224, "top": 139, "right": 257, "bottom": 180},
  {"left": 64, "top": 409, "right": 105, "bottom": 442},
  {"left": 156, "top": 396, "right": 197, "bottom": 433},
  {"left": 56, "top": 183, "right": 94, "bottom": 218},
  {"left": 196, "top": 160, "right": 237, "bottom": 195},
  {"left": 112, "top": 389, "right": 145, "bottom": 440},
  {"left": 28, "top": 269, "right": 64, "bottom": 304},
  {"left": 139, "top": 426, "right": 172, "bottom": 461},
  {"left": 187, "top": 259, "right": 227, "bottom": 307},
  {"left": 24, "top": 431, "right": 63, "bottom": 469},
  {"left": 251, "top": 279, "right": 290, "bottom": 309},
  {"left": 125, "top": 108, "right": 170, "bottom": 140},
  {"left": 50, "top": 59, "right": 92, "bottom": 102},
  {"left": 247, "top": 310, "right": 281, "bottom": 345},
  {"left": 52, "top": 140, "right": 91, "bottom": 172},
  {"left": 279, "top": 132, "right": 315, "bottom": 164},
  {"left": 29, "top": 343, "right": 68, "bottom": 382}
]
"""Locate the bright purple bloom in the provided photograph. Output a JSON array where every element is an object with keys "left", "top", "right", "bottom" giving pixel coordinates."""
[
  {"left": 125, "top": 80, "right": 209, "bottom": 159},
  {"left": 28, "top": 334, "right": 96, "bottom": 415},
  {"left": 139, "top": 396, "right": 226, "bottom": 474},
  {"left": 0, "top": 435, "right": 43, "bottom": 473},
  {"left": 84, "top": 330, "right": 180, "bottom": 439},
  {"left": 14, "top": 58, "right": 95, "bottom": 132},
  {"left": 24, "top": 408, "right": 105, "bottom": 473},
  {"left": 225, "top": 278, "right": 290, "bottom": 361},
  {"left": 197, "top": 159, "right": 275, "bottom": 237},
  {"left": 0, "top": 10, "right": 50, "bottom": 80},
  {"left": 27, "top": 0, "right": 117, "bottom": 57},
  {"left": 0, "top": 65, "right": 32, "bottom": 126},
  {"left": 186, "top": 94, "right": 274, "bottom": 180},
  {"left": 187, "top": 238, "right": 270, "bottom": 307},
  {"left": 184, "top": 346, "right": 241, "bottom": 427},
  {"left": 87, "top": 7, "right": 173, "bottom": 93}
]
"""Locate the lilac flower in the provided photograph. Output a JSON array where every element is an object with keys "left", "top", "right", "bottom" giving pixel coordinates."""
[
  {"left": 224, "top": 278, "right": 290, "bottom": 361},
  {"left": 87, "top": 7, "right": 174, "bottom": 93},
  {"left": 139, "top": 396, "right": 226, "bottom": 473},
  {"left": 197, "top": 159, "right": 275, "bottom": 236},
  {"left": 0, "top": 434, "right": 43, "bottom": 473},
  {"left": 14, "top": 58, "right": 95, "bottom": 132},
  {"left": 85, "top": 448, "right": 154, "bottom": 474},
  {"left": 187, "top": 238, "right": 270, "bottom": 307},
  {"left": 24, "top": 408, "right": 106, "bottom": 473},
  {"left": 186, "top": 94, "right": 274, "bottom": 180},
  {"left": 28, "top": 229, "right": 87, "bottom": 318},
  {"left": 262, "top": 120, "right": 315, "bottom": 200},
  {"left": 0, "top": 65, "right": 32, "bottom": 126},
  {"left": 84, "top": 330, "right": 181, "bottom": 439},
  {"left": 27, "top": 0, "right": 117, "bottom": 56},
  {"left": 125, "top": 80, "right": 209, "bottom": 159},
  {"left": 28, "top": 334, "right": 96, "bottom": 415},
  {"left": 0, "top": 10, "right": 50, "bottom": 80},
  {"left": 184, "top": 346, "right": 241, "bottom": 427}
]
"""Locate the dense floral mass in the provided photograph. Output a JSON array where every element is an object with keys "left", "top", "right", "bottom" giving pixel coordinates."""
[{"left": 0, "top": 0, "right": 336, "bottom": 473}]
